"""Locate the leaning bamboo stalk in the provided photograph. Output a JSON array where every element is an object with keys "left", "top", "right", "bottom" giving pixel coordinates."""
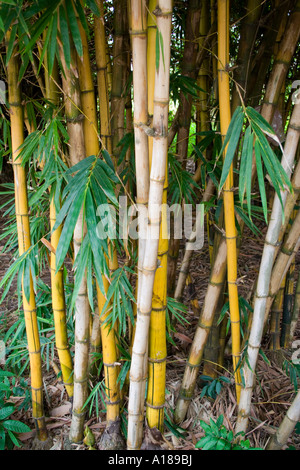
[
  {"left": 276, "top": 159, "right": 300, "bottom": 254},
  {"left": 269, "top": 277, "right": 286, "bottom": 351},
  {"left": 174, "top": 178, "right": 215, "bottom": 301},
  {"left": 235, "top": 100, "right": 300, "bottom": 435},
  {"left": 289, "top": 269, "right": 300, "bottom": 343},
  {"left": 59, "top": 34, "right": 90, "bottom": 442},
  {"left": 127, "top": 1, "right": 172, "bottom": 449},
  {"left": 7, "top": 39, "right": 48, "bottom": 443},
  {"left": 280, "top": 259, "right": 295, "bottom": 347},
  {"left": 217, "top": 0, "right": 241, "bottom": 401},
  {"left": 265, "top": 210, "right": 300, "bottom": 321},
  {"left": 167, "top": 0, "right": 201, "bottom": 297},
  {"left": 174, "top": 238, "right": 228, "bottom": 423},
  {"left": 174, "top": 5, "right": 300, "bottom": 418},
  {"left": 267, "top": 390, "right": 300, "bottom": 450}
]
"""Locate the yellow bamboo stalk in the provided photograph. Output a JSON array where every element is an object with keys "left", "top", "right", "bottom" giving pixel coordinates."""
[
  {"left": 217, "top": 0, "right": 241, "bottom": 402},
  {"left": 7, "top": 40, "right": 48, "bottom": 442},
  {"left": 97, "top": 279, "right": 120, "bottom": 424}
]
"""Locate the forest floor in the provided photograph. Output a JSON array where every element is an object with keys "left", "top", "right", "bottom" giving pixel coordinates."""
[{"left": 0, "top": 172, "right": 299, "bottom": 451}]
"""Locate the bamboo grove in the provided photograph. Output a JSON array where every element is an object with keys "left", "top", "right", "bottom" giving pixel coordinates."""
[{"left": 0, "top": 0, "right": 299, "bottom": 451}]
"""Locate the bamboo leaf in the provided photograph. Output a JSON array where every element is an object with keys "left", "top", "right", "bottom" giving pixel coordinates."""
[
  {"left": 59, "top": 4, "right": 71, "bottom": 69},
  {"left": 219, "top": 107, "right": 244, "bottom": 190},
  {"left": 65, "top": 0, "right": 83, "bottom": 58},
  {"left": 55, "top": 190, "right": 84, "bottom": 270},
  {"left": 255, "top": 140, "right": 268, "bottom": 223}
]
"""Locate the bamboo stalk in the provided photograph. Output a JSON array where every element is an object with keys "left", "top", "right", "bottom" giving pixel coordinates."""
[
  {"left": 44, "top": 52, "right": 74, "bottom": 400},
  {"left": 59, "top": 29, "right": 90, "bottom": 442},
  {"left": 269, "top": 277, "right": 286, "bottom": 351},
  {"left": 127, "top": 1, "right": 172, "bottom": 449},
  {"left": 289, "top": 269, "right": 300, "bottom": 343},
  {"left": 146, "top": 0, "right": 168, "bottom": 433},
  {"left": 266, "top": 209, "right": 300, "bottom": 321},
  {"left": 95, "top": 0, "right": 112, "bottom": 154},
  {"left": 167, "top": 0, "right": 201, "bottom": 297},
  {"left": 236, "top": 100, "right": 300, "bottom": 435},
  {"left": 231, "top": 0, "right": 262, "bottom": 111},
  {"left": 111, "top": 0, "right": 129, "bottom": 170},
  {"left": 217, "top": 0, "right": 241, "bottom": 402},
  {"left": 174, "top": 178, "right": 215, "bottom": 302},
  {"left": 7, "top": 41, "right": 48, "bottom": 443},
  {"left": 280, "top": 259, "right": 295, "bottom": 347},
  {"left": 175, "top": 5, "right": 300, "bottom": 422},
  {"left": 267, "top": 390, "right": 300, "bottom": 450}
]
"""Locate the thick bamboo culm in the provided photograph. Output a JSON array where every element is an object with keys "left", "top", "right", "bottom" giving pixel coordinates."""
[
  {"left": 59, "top": 34, "right": 90, "bottom": 442},
  {"left": 50, "top": 200, "right": 74, "bottom": 398},
  {"left": 269, "top": 277, "right": 286, "bottom": 351},
  {"left": 129, "top": 0, "right": 150, "bottom": 437},
  {"left": 265, "top": 209, "right": 300, "bottom": 322},
  {"left": 280, "top": 258, "right": 295, "bottom": 347},
  {"left": 217, "top": 0, "right": 241, "bottom": 402},
  {"left": 127, "top": 1, "right": 172, "bottom": 449},
  {"left": 267, "top": 390, "right": 300, "bottom": 450},
  {"left": 175, "top": 3, "right": 300, "bottom": 423},
  {"left": 7, "top": 39, "right": 48, "bottom": 442},
  {"left": 44, "top": 54, "right": 74, "bottom": 400},
  {"left": 146, "top": 0, "right": 168, "bottom": 432},
  {"left": 231, "top": 0, "right": 262, "bottom": 111},
  {"left": 167, "top": 0, "right": 201, "bottom": 297},
  {"left": 289, "top": 269, "right": 300, "bottom": 343},
  {"left": 111, "top": 0, "right": 128, "bottom": 170},
  {"left": 236, "top": 100, "right": 300, "bottom": 435},
  {"left": 95, "top": 0, "right": 112, "bottom": 154},
  {"left": 174, "top": 178, "right": 215, "bottom": 301},
  {"left": 96, "top": 279, "right": 120, "bottom": 424}
]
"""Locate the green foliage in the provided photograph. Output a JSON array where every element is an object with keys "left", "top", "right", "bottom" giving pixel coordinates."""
[
  {"left": 0, "top": 370, "right": 31, "bottom": 449},
  {"left": 166, "top": 297, "right": 189, "bottom": 346},
  {"left": 217, "top": 295, "right": 253, "bottom": 338},
  {"left": 219, "top": 106, "right": 292, "bottom": 224},
  {"left": 100, "top": 264, "right": 136, "bottom": 335},
  {"left": 54, "top": 152, "right": 118, "bottom": 310},
  {"left": 169, "top": 72, "right": 203, "bottom": 105},
  {"left": 168, "top": 153, "right": 200, "bottom": 206},
  {"left": 199, "top": 375, "right": 231, "bottom": 400},
  {"left": 195, "top": 416, "right": 262, "bottom": 450},
  {"left": 0, "top": 0, "right": 100, "bottom": 78},
  {"left": 283, "top": 358, "right": 300, "bottom": 391}
]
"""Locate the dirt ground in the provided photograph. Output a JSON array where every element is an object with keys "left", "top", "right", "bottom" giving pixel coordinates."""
[{"left": 0, "top": 173, "right": 299, "bottom": 451}]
